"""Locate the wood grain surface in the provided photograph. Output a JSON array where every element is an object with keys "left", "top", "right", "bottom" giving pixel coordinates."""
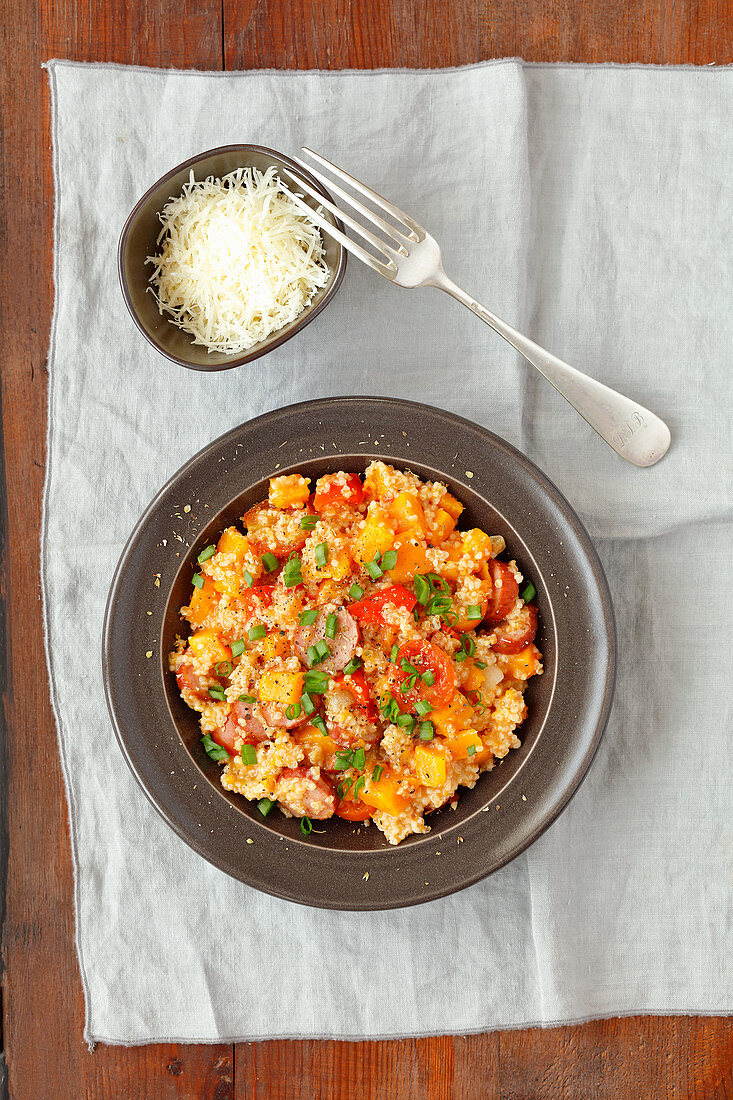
[{"left": 1, "top": 1, "right": 731, "bottom": 1097}]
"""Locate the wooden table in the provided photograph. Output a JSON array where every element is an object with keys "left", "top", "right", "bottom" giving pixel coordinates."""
[{"left": 2, "top": 1, "right": 731, "bottom": 1096}]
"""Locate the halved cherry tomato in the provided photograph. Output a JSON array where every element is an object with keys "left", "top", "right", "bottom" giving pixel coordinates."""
[
  {"left": 334, "top": 797, "right": 373, "bottom": 821},
  {"left": 393, "top": 640, "right": 456, "bottom": 710},
  {"left": 313, "top": 473, "right": 365, "bottom": 513},
  {"left": 492, "top": 604, "right": 538, "bottom": 654},
  {"left": 333, "top": 668, "right": 378, "bottom": 721},
  {"left": 241, "top": 582, "right": 276, "bottom": 616},
  {"left": 349, "top": 584, "right": 417, "bottom": 626},
  {"left": 484, "top": 561, "right": 519, "bottom": 625}
]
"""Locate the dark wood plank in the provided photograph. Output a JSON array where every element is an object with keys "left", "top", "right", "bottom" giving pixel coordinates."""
[
  {"left": 0, "top": 2, "right": 230, "bottom": 1097},
  {"left": 3, "top": 0, "right": 733, "bottom": 1098}
]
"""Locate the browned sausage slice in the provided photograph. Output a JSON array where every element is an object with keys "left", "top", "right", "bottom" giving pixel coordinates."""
[{"left": 294, "top": 606, "right": 359, "bottom": 673}]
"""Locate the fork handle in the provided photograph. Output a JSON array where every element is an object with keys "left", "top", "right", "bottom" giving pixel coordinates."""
[{"left": 433, "top": 274, "right": 670, "bottom": 467}]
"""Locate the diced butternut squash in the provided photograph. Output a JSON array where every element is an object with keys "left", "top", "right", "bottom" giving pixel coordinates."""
[
  {"left": 446, "top": 731, "right": 492, "bottom": 765},
  {"left": 268, "top": 474, "right": 311, "bottom": 509},
  {"left": 320, "top": 545, "right": 353, "bottom": 581},
  {"left": 183, "top": 577, "right": 220, "bottom": 628},
  {"left": 259, "top": 670, "right": 304, "bottom": 705},
  {"left": 390, "top": 492, "right": 427, "bottom": 537},
  {"left": 188, "top": 628, "right": 231, "bottom": 668},
  {"left": 497, "top": 644, "right": 542, "bottom": 681},
  {"left": 431, "top": 692, "right": 475, "bottom": 736},
  {"left": 386, "top": 531, "right": 429, "bottom": 583},
  {"left": 462, "top": 528, "right": 493, "bottom": 565},
  {"left": 353, "top": 504, "right": 396, "bottom": 565},
  {"left": 362, "top": 461, "right": 392, "bottom": 501},
  {"left": 257, "top": 633, "right": 289, "bottom": 662},
  {"left": 216, "top": 527, "right": 251, "bottom": 559},
  {"left": 360, "top": 771, "right": 410, "bottom": 816},
  {"left": 296, "top": 724, "right": 337, "bottom": 768},
  {"left": 413, "top": 744, "right": 447, "bottom": 787},
  {"left": 427, "top": 507, "right": 458, "bottom": 545},
  {"left": 212, "top": 571, "right": 244, "bottom": 599},
  {"left": 440, "top": 492, "right": 464, "bottom": 520}
]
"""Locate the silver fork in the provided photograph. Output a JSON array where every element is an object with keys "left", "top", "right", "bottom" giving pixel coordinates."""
[{"left": 284, "top": 148, "right": 671, "bottom": 468}]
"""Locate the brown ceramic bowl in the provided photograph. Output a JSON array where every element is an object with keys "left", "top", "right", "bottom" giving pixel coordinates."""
[
  {"left": 102, "top": 397, "right": 615, "bottom": 909},
  {"left": 117, "top": 145, "right": 347, "bottom": 371}
]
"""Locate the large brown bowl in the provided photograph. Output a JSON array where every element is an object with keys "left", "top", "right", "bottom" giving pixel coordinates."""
[
  {"left": 118, "top": 145, "right": 347, "bottom": 371},
  {"left": 102, "top": 397, "right": 615, "bottom": 909}
]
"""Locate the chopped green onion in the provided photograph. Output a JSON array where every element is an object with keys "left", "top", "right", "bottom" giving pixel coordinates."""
[
  {"left": 208, "top": 685, "right": 226, "bottom": 701},
  {"left": 306, "top": 644, "right": 319, "bottom": 666},
  {"left": 467, "top": 744, "right": 477, "bottom": 757},
  {"left": 300, "top": 816, "right": 313, "bottom": 835},
  {"left": 197, "top": 544, "right": 216, "bottom": 564},
  {"left": 300, "top": 514, "right": 319, "bottom": 530},
  {"left": 231, "top": 639, "right": 246, "bottom": 658},
  {"left": 419, "top": 721, "right": 434, "bottom": 741},
  {"left": 337, "top": 778, "right": 353, "bottom": 798},
  {"left": 414, "top": 574, "right": 431, "bottom": 606},
  {"left": 300, "top": 692, "right": 316, "bottom": 715},
  {"left": 215, "top": 660, "right": 232, "bottom": 677},
  {"left": 299, "top": 608, "right": 319, "bottom": 625},
  {"left": 314, "top": 639, "right": 330, "bottom": 660},
  {"left": 390, "top": 644, "right": 400, "bottom": 662},
  {"left": 371, "top": 765, "right": 384, "bottom": 783},
  {"left": 364, "top": 554, "right": 383, "bottom": 580},
  {"left": 353, "top": 747, "right": 366, "bottom": 770},
  {"left": 243, "top": 570, "right": 254, "bottom": 588},
  {"left": 311, "top": 715, "right": 328, "bottom": 736},
  {"left": 334, "top": 749, "right": 354, "bottom": 771},
  {"left": 285, "top": 703, "right": 302, "bottom": 720},
  {"left": 303, "top": 671, "right": 329, "bottom": 694},
  {"left": 396, "top": 713, "right": 415, "bottom": 732},
  {"left": 521, "top": 582, "right": 536, "bottom": 603},
  {"left": 240, "top": 743, "right": 257, "bottom": 766},
  {"left": 454, "top": 651, "right": 468, "bottom": 663},
  {"left": 466, "top": 604, "right": 482, "bottom": 620},
  {"left": 427, "top": 594, "right": 452, "bottom": 617},
  {"left": 315, "top": 542, "right": 329, "bottom": 568},
  {"left": 349, "top": 583, "right": 364, "bottom": 600},
  {"left": 257, "top": 797, "right": 274, "bottom": 817},
  {"left": 342, "top": 657, "right": 362, "bottom": 675},
  {"left": 401, "top": 676, "right": 418, "bottom": 693},
  {"left": 353, "top": 775, "right": 366, "bottom": 799},
  {"left": 261, "top": 552, "right": 278, "bottom": 573},
  {"left": 427, "top": 573, "right": 450, "bottom": 594},
  {"left": 381, "top": 549, "right": 398, "bottom": 571},
  {"left": 238, "top": 693, "right": 256, "bottom": 704},
  {"left": 400, "top": 659, "right": 418, "bottom": 674},
  {"left": 248, "top": 624, "right": 266, "bottom": 641},
  {"left": 191, "top": 573, "right": 204, "bottom": 589},
  {"left": 475, "top": 660, "right": 487, "bottom": 670},
  {"left": 421, "top": 670, "right": 435, "bottom": 686},
  {"left": 282, "top": 555, "right": 303, "bottom": 588},
  {"left": 201, "top": 734, "right": 229, "bottom": 762},
  {"left": 325, "top": 613, "right": 338, "bottom": 639},
  {"left": 415, "top": 699, "right": 433, "bottom": 716},
  {"left": 413, "top": 607, "right": 420, "bottom": 622},
  {"left": 460, "top": 634, "right": 476, "bottom": 656}
]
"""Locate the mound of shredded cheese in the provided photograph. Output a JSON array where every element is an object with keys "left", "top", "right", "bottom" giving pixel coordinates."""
[{"left": 146, "top": 167, "right": 330, "bottom": 354}]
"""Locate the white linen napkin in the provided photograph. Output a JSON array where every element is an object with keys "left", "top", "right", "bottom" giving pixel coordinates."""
[{"left": 44, "top": 58, "right": 732, "bottom": 1045}]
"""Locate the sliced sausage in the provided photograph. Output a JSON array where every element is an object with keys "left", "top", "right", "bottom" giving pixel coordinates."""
[
  {"left": 492, "top": 604, "right": 538, "bottom": 654},
  {"left": 294, "top": 605, "right": 359, "bottom": 673},
  {"left": 484, "top": 561, "right": 520, "bottom": 625},
  {"left": 276, "top": 766, "right": 336, "bottom": 820},
  {"left": 260, "top": 702, "right": 308, "bottom": 729},
  {"left": 176, "top": 659, "right": 209, "bottom": 705},
  {"left": 212, "top": 699, "right": 269, "bottom": 754}
]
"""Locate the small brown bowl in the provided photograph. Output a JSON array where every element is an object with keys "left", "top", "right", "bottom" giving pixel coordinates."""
[{"left": 117, "top": 145, "right": 347, "bottom": 372}]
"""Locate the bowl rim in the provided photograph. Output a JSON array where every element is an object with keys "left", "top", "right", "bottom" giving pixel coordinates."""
[
  {"left": 117, "top": 143, "right": 348, "bottom": 372},
  {"left": 102, "top": 396, "right": 616, "bottom": 910}
]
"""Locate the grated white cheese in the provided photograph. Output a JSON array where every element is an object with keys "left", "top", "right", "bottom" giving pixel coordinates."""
[{"left": 146, "top": 166, "right": 330, "bottom": 354}]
